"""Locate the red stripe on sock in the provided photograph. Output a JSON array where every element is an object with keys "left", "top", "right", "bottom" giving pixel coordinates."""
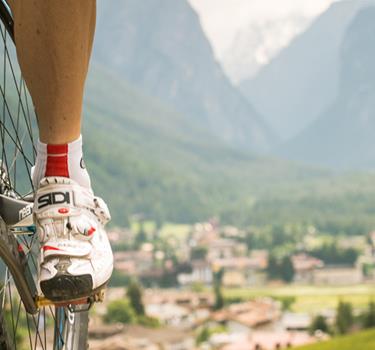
[
  {"left": 47, "top": 144, "right": 68, "bottom": 155},
  {"left": 45, "top": 144, "right": 69, "bottom": 177},
  {"left": 46, "top": 155, "right": 69, "bottom": 177}
]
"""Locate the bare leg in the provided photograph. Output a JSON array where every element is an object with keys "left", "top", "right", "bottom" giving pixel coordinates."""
[
  {"left": 9, "top": 0, "right": 96, "bottom": 144},
  {"left": 6, "top": 1, "right": 113, "bottom": 302}
]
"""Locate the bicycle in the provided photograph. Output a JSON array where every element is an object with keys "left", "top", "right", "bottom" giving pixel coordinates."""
[{"left": 0, "top": 1, "right": 103, "bottom": 348}]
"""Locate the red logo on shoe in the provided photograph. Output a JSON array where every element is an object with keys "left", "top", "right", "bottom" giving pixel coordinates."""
[
  {"left": 87, "top": 227, "right": 96, "bottom": 236},
  {"left": 58, "top": 208, "right": 69, "bottom": 214},
  {"left": 43, "top": 245, "right": 62, "bottom": 251}
]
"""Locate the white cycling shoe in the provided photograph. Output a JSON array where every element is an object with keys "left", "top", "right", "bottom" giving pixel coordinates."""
[{"left": 33, "top": 177, "right": 113, "bottom": 302}]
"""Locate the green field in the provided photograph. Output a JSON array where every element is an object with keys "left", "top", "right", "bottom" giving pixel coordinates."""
[
  {"left": 159, "top": 223, "right": 191, "bottom": 238},
  {"left": 223, "top": 285, "right": 375, "bottom": 313},
  {"left": 129, "top": 221, "right": 191, "bottom": 238},
  {"left": 293, "top": 328, "right": 375, "bottom": 350},
  {"left": 130, "top": 220, "right": 157, "bottom": 234}
]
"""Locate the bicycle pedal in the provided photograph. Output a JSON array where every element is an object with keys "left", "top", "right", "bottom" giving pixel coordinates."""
[{"left": 35, "top": 288, "right": 106, "bottom": 309}]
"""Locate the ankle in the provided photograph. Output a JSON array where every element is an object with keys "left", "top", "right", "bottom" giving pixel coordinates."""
[{"left": 33, "top": 135, "right": 91, "bottom": 189}]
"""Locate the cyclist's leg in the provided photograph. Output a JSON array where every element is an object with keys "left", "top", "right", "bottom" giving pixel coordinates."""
[
  {"left": 9, "top": 0, "right": 96, "bottom": 144},
  {"left": 7, "top": 0, "right": 113, "bottom": 301},
  {"left": 9, "top": 0, "right": 96, "bottom": 189}
]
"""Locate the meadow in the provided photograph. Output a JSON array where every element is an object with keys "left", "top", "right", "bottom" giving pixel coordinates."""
[
  {"left": 223, "top": 285, "right": 375, "bottom": 313},
  {"left": 293, "top": 328, "right": 375, "bottom": 350}
]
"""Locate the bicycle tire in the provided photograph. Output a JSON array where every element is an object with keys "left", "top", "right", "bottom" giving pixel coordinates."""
[{"left": 0, "top": 1, "right": 89, "bottom": 349}]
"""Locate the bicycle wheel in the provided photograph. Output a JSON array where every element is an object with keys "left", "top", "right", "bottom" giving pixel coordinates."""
[{"left": 0, "top": 1, "right": 89, "bottom": 349}]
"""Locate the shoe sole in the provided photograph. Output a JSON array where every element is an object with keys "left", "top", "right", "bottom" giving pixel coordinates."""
[{"left": 40, "top": 274, "right": 95, "bottom": 302}]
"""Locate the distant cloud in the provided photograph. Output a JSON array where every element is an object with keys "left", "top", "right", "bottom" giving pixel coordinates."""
[
  {"left": 189, "top": 0, "right": 340, "bottom": 82},
  {"left": 189, "top": 0, "right": 337, "bottom": 54}
]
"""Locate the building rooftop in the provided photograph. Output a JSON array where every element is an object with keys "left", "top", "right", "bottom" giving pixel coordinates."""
[{"left": 211, "top": 299, "right": 280, "bottom": 328}]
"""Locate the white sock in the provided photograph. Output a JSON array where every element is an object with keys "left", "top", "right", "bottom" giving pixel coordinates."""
[{"left": 32, "top": 135, "right": 91, "bottom": 189}]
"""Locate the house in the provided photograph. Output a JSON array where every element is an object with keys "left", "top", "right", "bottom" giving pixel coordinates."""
[
  {"left": 125, "top": 325, "right": 195, "bottom": 350},
  {"left": 144, "top": 289, "right": 212, "bottom": 328},
  {"left": 220, "top": 331, "right": 317, "bottom": 350},
  {"left": 250, "top": 250, "right": 268, "bottom": 264},
  {"left": 89, "top": 323, "right": 124, "bottom": 340},
  {"left": 89, "top": 334, "right": 158, "bottom": 350},
  {"left": 282, "top": 312, "right": 312, "bottom": 331},
  {"left": 107, "top": 227, "right": 133, "bottom": 244},
  {"left": 207, "top": 238, "right": 247, "bottom": 260},
  {"left": 145, "top": 303, "right": 190, "bottom": 327},
  {"left": 144, "top": 289, "right": 214, "bottom": 310},
  {"left": 90, "top": 325, "right": 194, "bottom": 350},
  {"left": 178, "top": 259, "right": 213, "bottom": 285},
  {"left": 292, "top": 254, "right": 324, "bottom": 284},
  {"left": 209, "top": 299, "right": 281, "bottom": 334},
  {"left": 221, "top": 226, "right": 245, "bottom": 239},
  {"left": 313, "top": 265, "right": 363, "bottom": 285},
  {"left": 191, "top": 222, "right": 219, "bottom": 246},
  {"left": 212, "top": 256, "right": 267, "bottom": 287},
  {"left": 113, "top": 250, "right": 153, "bottom": 276}
]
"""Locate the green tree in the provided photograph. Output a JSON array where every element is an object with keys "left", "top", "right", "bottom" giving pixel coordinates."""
[
  {"left": 134, "top": 221, "right": 147, "bottom": 249},
  {"left": 363, "top": 301, "right": 375, "bottom": 329},
  {"left": 108, "top": 269, "right": 131, "bottom": 287},
  {"left": 280, "top": 256, "right": 295, "bottom": 283},
  {"left": 310, "top": 315, "right": 330, "bottom": 334},
  {"left": 335, "top": 301, "right": 354, "bottom": 334},
  {"left": 270, "top": 225, "right": 288, "bottom": 246},
  {"left": 213, "top": 268, "right": 224, "bottom": 285},
  {"left": 137, "top": 315, "right": 160, "bottom": 328},
  {"left": 159, "top": 269, "right": 178, "bottom": 288},
  {"left": 196, "top": 325, "right": 227, "bottom": 345},
  {"left": 266, "top": 253, "right": 279, "bottom": 280},
  {"left": 213, "top": 283, "right": 224, "bottom": 310},
  {"left": 191, "top": 246, "right": 208, "bottom": 260},
  {"left": 104, "top": 299, "right": 136, "bottom": 324},
  {"left": 126, "top": 280, "right": 145, "bottom": 316},
  {"left": 191, "top": 282, "right": 205, "bottom": 293},
  {"left": 309, "top": 242, "right": 359, "bottom": 266},
  {"left": 196, "top": 327, "right": 210, "bottom": 345},
  {"left": 277, "top": 296, "right": 296, "bottom": 311}
]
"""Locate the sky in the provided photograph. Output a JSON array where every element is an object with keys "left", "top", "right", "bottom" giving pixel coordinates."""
[{"left": 189, "top": 0, "right": 342, "bottom": 81}]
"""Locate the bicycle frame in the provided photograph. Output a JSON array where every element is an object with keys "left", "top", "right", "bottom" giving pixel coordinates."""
[{"left": 0, "top": 196, "right": 39, "bottom": 314}]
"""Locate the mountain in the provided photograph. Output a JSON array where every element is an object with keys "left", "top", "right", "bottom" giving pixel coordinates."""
[
  {"left": 82, "top": 63, "right": 337, "bottom": 226},
  {"left": 281, "top": 5, "right": 375, "bottom": 169},
  {"left": 221, "top": 14, "right": 310, "bottom": 83},
  {"left": 79, "top": 1, "right": 375, "bottom": 227},
  {"left": 83, "top": 64, "right": 229, "bottom": 225},
  {"left": 93, "top": 0, "right": 275, "bottom": 153},
  {"left": 240, "top": 0, "right": 375, "bottom": 141},
  {"left": 83, "top": 64, "right": 375, "bottom": 231}
]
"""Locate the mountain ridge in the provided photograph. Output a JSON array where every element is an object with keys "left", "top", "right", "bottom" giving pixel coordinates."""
[
  {"left": 239, "top": 0, "right": 375, "bottom": 141},
  {"left": 78, "top": 0, "right": 375, "bottom": 227},
  {"left": 83, "top": 63, "right": 336, "bottom": 225},
  {"left": 93, "top": 0, "right": 276, "bottom": 153},
  {"left": 280, "top": 5, "right": 375, "bottom": 169}
]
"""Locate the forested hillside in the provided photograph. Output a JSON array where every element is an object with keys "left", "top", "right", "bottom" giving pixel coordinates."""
[
  {"left": 93, "top": 0, "right": 275, "bottom": 153},
  {"left": 82, "top": 65, "right": 375, "bottom": 232},
  {"left": 83, "top": 64, "right": 331, "bottom": 226}
]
